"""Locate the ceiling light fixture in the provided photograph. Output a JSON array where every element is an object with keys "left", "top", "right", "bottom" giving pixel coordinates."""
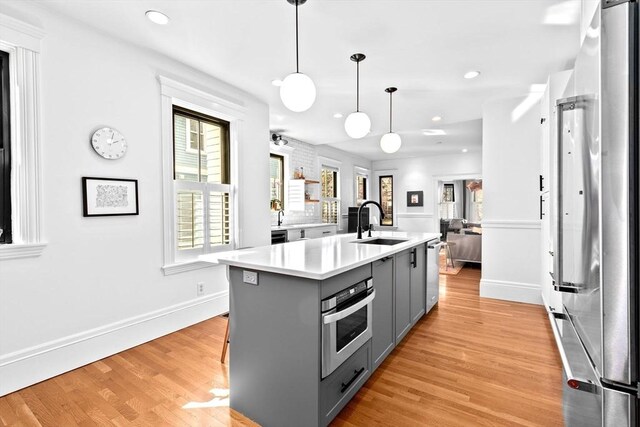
[
  {"left": 333, "top": 113, "right": 343, "bottom": 119},
  {"left": 271, "top": 133, "right": 289, "bottom": 146},
  {"left": 279, "top": 0, "right": 316, "bottom": 112},
  {"left": 380, "top": 87, "right": 401, "bottom": 154},
  {"left": 464, "top": 71, "right": 481, "bottom": 79},
  {"left": 145, "top": 10, "right": 170, "bottom": 25},
  {"left": 432, "top": 115, "right": 442, "bottom": 122},
  {"left": 462, "top": 148, "right": 468, "bottom": 153},
  {"left": 344, "top": 53, "right": 371, "bottom": 139},
  {"left": 271, "top": 79, "right": 283, "bottom": 87}
]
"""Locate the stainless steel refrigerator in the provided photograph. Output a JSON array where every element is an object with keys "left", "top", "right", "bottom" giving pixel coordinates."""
[{"left": 550, "top": 1, "right": 639, "bottom": 426}]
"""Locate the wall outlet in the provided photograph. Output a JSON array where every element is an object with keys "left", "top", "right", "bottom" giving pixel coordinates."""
[
  {"left": 197, "top": 282, "right": 205, "bottom": 296},
  {"left": 243, "top": 270, "right": 258, "bottom": 285}
]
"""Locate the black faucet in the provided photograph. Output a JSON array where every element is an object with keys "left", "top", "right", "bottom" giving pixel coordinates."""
[
  {"left": 277, "top": 210, "right": 284, "bottom": 227},
  {"left": 357, "top": 201, "right": 385, "bottom": 239}
]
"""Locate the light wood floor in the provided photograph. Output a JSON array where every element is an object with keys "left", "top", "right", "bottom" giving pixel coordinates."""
[{"left": 0, "top": 267, "right": 563, "bottom": 426}]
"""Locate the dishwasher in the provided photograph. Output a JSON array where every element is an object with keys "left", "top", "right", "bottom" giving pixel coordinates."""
[{"left": 426, "top": 239, "right": 443, "bottom": 314}]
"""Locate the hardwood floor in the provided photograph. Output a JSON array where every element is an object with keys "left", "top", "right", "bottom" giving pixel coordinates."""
[{"left": 0, "top": 267, "right": 563, "bottom": 426}]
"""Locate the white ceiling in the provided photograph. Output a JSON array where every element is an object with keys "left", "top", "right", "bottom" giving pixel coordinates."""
[{"left": 32, "top": 0, "right": 580, "bottom": 161}]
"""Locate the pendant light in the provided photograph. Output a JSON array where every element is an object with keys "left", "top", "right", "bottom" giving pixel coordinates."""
[
  {"left": 280, "top": 0, "right": 316, "bottom": 112},
  {"left": 344, "top": 53, "right": 371, "bottom": 139},
  {"left": 380, "top": 87, "right": 401, "bottom": 153}
]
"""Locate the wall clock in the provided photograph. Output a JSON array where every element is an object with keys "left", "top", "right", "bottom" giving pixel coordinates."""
[{"left": 91, "top": 127, "right": 127, "bottom": 159}]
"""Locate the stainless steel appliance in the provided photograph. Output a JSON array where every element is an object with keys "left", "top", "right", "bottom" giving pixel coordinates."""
[
  {"left": 321, "top": 278, "right": 375, "bottom": 378},
  {"left": 426, "top": 239, "right": 443, "bottom": 314},
  {"left": 551, "top": 2, "right": 639, "bottom": 425}
]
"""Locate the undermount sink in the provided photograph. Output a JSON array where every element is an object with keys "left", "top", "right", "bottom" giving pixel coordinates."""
[{"left": 352, "top": 238, "right": 408, "bottom": 246}]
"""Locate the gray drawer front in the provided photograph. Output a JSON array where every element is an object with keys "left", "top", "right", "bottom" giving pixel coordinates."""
[
  {"left": 321, "top": 264, "right": 372, "bottom": 299},
  {"left": 320, "top": 340, "right": 371, "bottom": 425}
]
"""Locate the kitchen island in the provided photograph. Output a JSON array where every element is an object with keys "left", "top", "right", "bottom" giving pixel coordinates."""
[{"left": 201, "top": 231, "right": 440, "bottom": 427}]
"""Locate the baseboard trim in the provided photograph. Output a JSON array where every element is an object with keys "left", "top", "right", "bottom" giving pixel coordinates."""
[
  {"left": 480, "top": 279, "right": 542, "bottom": 305},
  {"left": 0, "top": 291, "right": 229, "bottom": 397}
]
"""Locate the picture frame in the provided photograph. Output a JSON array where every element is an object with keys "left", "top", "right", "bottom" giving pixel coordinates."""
[
  {"left": 82, "top": 177, "right": 139, "bottom": 217},
  {"left": 406, "top": 190, "right": 424, "bottom": 207}
]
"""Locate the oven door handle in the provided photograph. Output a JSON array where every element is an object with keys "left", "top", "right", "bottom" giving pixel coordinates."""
[{"left": 323, "top": 290, "right": 376, "bottom": 325}]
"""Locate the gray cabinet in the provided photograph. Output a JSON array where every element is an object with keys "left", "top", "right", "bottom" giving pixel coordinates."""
[
  {"left": 372, "top": 256, "right": 394, "bottom": 370},
  {"left": 394, "top": 249, "right": 412, "bottom": 343},
  {"left": 410, "top": 244, "right": 426, "bottom": 324}
]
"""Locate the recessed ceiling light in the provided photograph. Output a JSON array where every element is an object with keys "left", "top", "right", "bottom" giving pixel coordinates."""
[
  {"left": 271, "top": 79, "right": 283, "bottom": 87},
  {"left": 422, "top": 129, "right": 446, "bottom": 136},
  {"left": 333, "top": 113, "right": 343, "bottom": 119},
  {"left": 462, "top": 148, "right": 469, "bottom": 153},
  {"left": 146, "top": 10, "right": 170, "bottom": 25},
  {"left": 464, "top": 71, "right": 481, "bottom": 79},
  {"left": 432, "top": 116, "right": 442, "bottom": 122}
]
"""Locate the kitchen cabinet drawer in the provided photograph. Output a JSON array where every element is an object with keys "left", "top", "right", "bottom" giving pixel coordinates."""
[
  {"left": 305, "top": 225, "right": 337, "bottom": 239},
  {"left": 320, "top": 340, "right": 371, "bottom": 425}
]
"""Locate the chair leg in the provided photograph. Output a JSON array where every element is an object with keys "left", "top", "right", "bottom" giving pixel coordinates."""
[{"left": 221, "top": 317, "right": 230, "bottom": 363}]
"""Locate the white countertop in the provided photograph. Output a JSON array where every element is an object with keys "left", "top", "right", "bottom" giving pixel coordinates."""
[
  {"left": 270, "top": 223, "right": 337, "bottom": 231},
  {"left": 200, "top": 231, "right": 440, "bottom": 280}
]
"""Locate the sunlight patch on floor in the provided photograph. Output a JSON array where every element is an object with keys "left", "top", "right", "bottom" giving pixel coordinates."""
[{"left": 183, "top": 388, "right": 230, "bottom": 409}]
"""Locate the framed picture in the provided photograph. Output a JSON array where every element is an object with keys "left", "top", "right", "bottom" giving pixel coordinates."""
[
  {"left": 82, "top": 177, "right": 139, "bottom": 217},
  {"left": 407, "top": 190, "right": 424, "bottom": 207}
]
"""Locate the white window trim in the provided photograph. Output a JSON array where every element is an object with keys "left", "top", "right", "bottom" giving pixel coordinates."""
[
  {"left": 0, "top": 14, "right": 46, "bottom": 261},
  {"left": 374, "top": 169, "right": 397, "bottom": 229},
  {"left": 354, "top": 165, "right": 370, "bottom": 206},
  {"left": 269, "top": 145, "right": 291, "bottom": 212},
  {"left": 158, "top": 75, "right": 246, "bottom": 275},
  {"left": 319, "top": 156, "right": 342, "bottom": 227}
]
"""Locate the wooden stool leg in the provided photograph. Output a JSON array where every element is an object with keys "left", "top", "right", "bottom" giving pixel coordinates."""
[{"left": 221, "top": 317, "right": 230, "bottom": 363}]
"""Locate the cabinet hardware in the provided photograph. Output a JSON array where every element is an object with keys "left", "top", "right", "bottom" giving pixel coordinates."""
[
  {"left": 539, "top": 175, "right": 545, "bottom": 191},
  {"left": 410, "top": 248, "right": 417, "bottom": 268},
  {"left": 340, "top": 367, "right": 365, "bottom": 393}
]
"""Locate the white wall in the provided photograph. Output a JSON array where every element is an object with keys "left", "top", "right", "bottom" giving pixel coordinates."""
[
  {"left": 270, "top": 137, "right": 372, "bottom": 231},
  {"left": 480, "top": 95, "right": 542, "bottom": 305},
  {"left": 371, "top": 152, "right": 482, "bottom": 233},
  {"left": 0, "top": 3, "right": 269, "bottom": 396}
]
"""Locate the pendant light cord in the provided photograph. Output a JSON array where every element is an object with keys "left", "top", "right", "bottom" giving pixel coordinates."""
[
  {"left": 389, "top": 91, "right": 393, "bottom": 133},
  {"left": 295, "top": 0, "right": 299, "bottom": 73},
  {"left": 356, "top": 61, "right": 360, "bottom": 112}
]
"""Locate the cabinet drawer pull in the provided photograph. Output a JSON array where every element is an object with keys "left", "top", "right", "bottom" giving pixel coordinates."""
[
  {"left": 322, "top": 231, "right": 332, "bottom": 234},
  {"left": 410, "top": 248, "right": 417, "bottom": 268},
  {"left": 340, "top": 367, "right": 365, "bottom": 393}
]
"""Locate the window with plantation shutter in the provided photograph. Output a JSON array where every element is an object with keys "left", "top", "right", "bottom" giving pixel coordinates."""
[
  {"left": 321, "top": 166, "right": 339, "bottom": 224},
  {"left": 173, "top": 106, "right": 232, "bottom": 258}
]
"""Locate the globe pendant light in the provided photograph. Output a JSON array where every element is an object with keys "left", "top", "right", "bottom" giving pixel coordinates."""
[
  {"left": 280, "top": 0, "right": 316, "bottom": 112},
  {"left": 344, "top": 53, "right": 371, "bottom": 139},
  {"left": 380, "top": 87, "right": 401, "bottom": 153}
]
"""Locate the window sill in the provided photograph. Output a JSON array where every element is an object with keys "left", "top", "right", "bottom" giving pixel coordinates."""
[
  {"left": 0, "top": 243, "right": 47, "bottom": 260},
  {"left": 162, "top": 260, "right": 218, "bottom": 276}
]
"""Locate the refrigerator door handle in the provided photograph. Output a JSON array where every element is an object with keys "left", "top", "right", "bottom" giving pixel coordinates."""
[
  {"left": 548, "top": 311, "right": 599, "bottom": 394},
  {"left": 549, "top": 271, "right": 582, "bottom": 293}
]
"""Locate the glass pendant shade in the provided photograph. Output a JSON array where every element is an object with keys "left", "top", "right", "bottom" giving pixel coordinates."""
[
  {"left": 380, "top": 132, "right": 402, "bottom": 153},
  {"left": 344, "top": 111, "right": 371, "bottom": 139},
  {"left": 280, "top": 72, "right": 316, "bottom": 112}
]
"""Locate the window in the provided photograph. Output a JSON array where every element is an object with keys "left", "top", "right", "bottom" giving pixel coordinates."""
[
  {"left": 356, "top": 174, "right": 367, "bottom": 207},
  {"left": 173, "top": 106, "right": 231, "bottom": 254},
  {"left": 270, "top": 154, "right": 284, "bottom": 211},
  {"left": 472, "top": 187, "right": 484, "bottom": 221},
  {"left": 321, "top": 166, "right": 339, "bottom": 224},
  {"left": 0, "top": 19, "right": 45, "bottom": 260},
  {"left": 0, "top": 50, "right": 10, "bottom": 244},
  {"left": 442, "top": 183, "right": 455, "bottom": 202},
  {"left": 379, "top": 175, "right": 393, "bottom": 226}
]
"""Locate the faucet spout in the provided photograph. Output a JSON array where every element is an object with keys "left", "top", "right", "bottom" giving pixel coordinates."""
[
  {"left": 357, "top": 201, "right": 385, "bottom": 239},
  {"left": 277, "top": 210, "right": 284, "bottom": 227}
]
